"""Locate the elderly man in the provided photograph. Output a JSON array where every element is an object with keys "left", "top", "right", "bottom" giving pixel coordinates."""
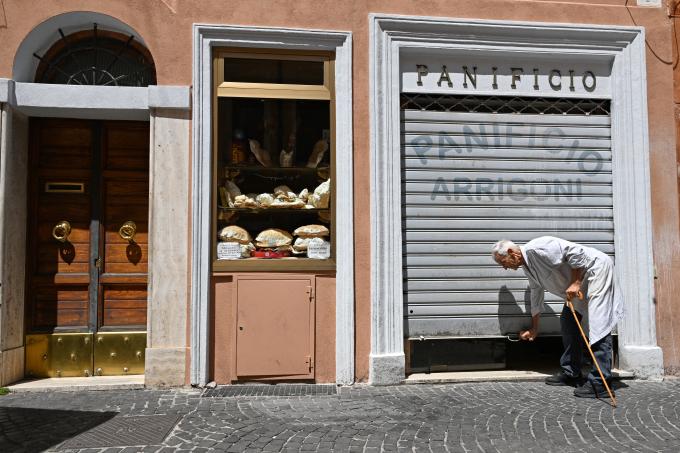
[{"left": 492, "top": 236, "right": 624, "bottom": 399}]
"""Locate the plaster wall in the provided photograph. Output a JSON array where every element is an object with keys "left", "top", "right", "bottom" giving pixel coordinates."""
[{"left": 0, "top": 1, "right": 676, "bottom": 380}]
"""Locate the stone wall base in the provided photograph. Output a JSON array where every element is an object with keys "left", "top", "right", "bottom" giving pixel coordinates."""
[
  {"left": 620, "top": 344, "right": 664, "bottom": 380},
  {"left": 0, "top": 346, "right": 24, "bottom": 386},
  {"left": 145, "top": 347, "right": 188, "bottom": 387},
  {"left": 369, "top": 352, "right": 404, "bottom": 385}
]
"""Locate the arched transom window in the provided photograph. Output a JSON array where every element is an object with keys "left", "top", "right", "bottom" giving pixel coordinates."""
[{"left": 34, "top": 24, "right": 156, "bottom": 87}]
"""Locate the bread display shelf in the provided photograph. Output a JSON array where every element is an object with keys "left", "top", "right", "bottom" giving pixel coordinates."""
[
  {"left": 218, "top": 206, "right": 330, "bottom": 213},
  {"left": 212, "top": 258, "right": 336, "bottom": 272},
  {"left": 224, "top": 165, "right": 329, "bottom": 175}
]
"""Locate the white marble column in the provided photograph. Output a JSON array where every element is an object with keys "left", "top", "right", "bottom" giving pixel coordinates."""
[
  {"left": 611, "top": 38, "right": 664, "bottom": 380},
  {"left": 145, "top": 86, "right": 192, "bottom": 387},
  {"left": 0, "top": 79, "right": 28, "bottom": 386}
]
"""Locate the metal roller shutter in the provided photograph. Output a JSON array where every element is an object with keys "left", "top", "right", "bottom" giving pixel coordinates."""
[{"left": 401, "top": 95, "right": 613, "bottom": 338}]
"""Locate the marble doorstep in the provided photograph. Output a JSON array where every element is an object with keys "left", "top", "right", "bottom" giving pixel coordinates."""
[
  {"left": 404, "top": 368, "right": 635, "bottom": 384},
  {"left": 6, "top": 375, "right": 145, "bottom": 392}
]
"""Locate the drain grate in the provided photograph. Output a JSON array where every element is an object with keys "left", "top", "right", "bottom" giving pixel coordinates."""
[
  {"left": 59, "top": 414, "right": 180, "bottom": 449},
  {"left": 202, "top": 384, "right": 338, "bottom": 397}
]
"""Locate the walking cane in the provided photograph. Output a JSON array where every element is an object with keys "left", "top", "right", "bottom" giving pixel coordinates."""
[{"left": 566, "top": 291, "right": 617, "bottom": 407}]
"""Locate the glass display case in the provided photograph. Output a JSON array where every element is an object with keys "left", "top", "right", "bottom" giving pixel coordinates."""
[{"left": 212, "top": 50, "right": 335, "bottom": 271}]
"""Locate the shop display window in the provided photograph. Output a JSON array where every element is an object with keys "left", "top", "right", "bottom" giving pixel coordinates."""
[{"left": 212, "top": 50, "right": 335, "bottom": 270}]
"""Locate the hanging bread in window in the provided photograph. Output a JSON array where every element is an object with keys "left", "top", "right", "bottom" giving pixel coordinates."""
[
  {"left": 219, "top": 180, "right": 242, "bottom": 207},
  {"left": 248, "top": 139, "right": 273, "bottom": 167},
  {"left": 256, "top": 193, "right": 275, "bottom": 207},
  {"left": 255, "top": 228, "right": 293, "bottom": 248},
  {"left": 218, "top": 225, "right": 252, "bottom": 244},
  {"left": 273, "top": 185, "right": 297, "bottom": 202},
  {"left": 279, "top": 148, "right": 294, "bottom": 168},
  {"left": 294, "top": 224, "right": 330, "bottom": 238},
  {"left": 225, "top": 179, "right": 241, "bottom": 198},
  {"left": 308, "top": 179, "right": 330, "bottom": 208},
  {"left": 306, "top": 139, "right": 329, "bottom": 168},
  {"left": 233, "top": 194, "right": 258, "bottom": 208}
]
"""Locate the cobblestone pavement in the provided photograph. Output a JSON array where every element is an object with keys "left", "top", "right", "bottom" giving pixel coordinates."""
[{"left": 1, "top": 380, "right": 680, "bottom": 452}]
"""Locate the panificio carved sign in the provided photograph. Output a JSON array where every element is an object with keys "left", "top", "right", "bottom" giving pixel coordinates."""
[
  {"left": 414, "top": 64, "right": 597, "bottom": 93},
  {"left": 400, "top": 52, "right": 612, "bottom": 97}
]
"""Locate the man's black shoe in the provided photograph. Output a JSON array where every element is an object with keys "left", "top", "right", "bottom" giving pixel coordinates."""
[
  {"left": 574, "top": 381, "right": 615, "bottom": 399},
  {"left": 544, "top": 371, "right": 582, "bottom": 387}
]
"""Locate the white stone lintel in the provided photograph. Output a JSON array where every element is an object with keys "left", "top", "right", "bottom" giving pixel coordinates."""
[
  {"left": 0, "top": 79, "right": 13, "bottom": 104},
  {"left": 148, "top": 85, "right": 191, "bottom": 110},
  {"left": 1, "top": 81, "right": 190, "bottom": 119},
  {"left": 619, "top": 345, "right": 664, "bottom": 380},
  {"left": 369, "top": 353, "right": 405, "bottom": 385}
]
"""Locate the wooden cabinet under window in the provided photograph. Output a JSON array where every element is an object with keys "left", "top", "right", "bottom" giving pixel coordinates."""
[{"left": 234, "top": 275, "right": 315, "bottom": 379}]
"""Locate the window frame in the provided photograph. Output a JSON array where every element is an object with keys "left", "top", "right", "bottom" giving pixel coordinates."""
[{"left": 211, "top": 48, "right": 337, "bottom": 272}]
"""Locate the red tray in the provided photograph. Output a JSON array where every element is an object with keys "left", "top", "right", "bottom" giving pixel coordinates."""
[{"left": 251, "top": 250, "right": 291, "bottom": 258}]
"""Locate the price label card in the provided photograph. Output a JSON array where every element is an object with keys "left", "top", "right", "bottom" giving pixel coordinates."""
[
  {"left": 217, "top": 242, "right": 242, "bottom": 260},
  {"left": 307, "top": 239, "right": 331, "bottom": 259}
]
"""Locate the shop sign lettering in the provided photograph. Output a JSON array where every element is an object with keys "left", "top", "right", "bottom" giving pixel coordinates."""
[
  {"left": 412, "top": 64, "right": 597, "bottom": 93},
  {"left": 409, "top": 125, "right": 607, "bottom": 202}
]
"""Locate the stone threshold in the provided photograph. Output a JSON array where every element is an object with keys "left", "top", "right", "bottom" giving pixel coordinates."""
[
  {"left": 6, "top": 375, "right": 145, "bottom": 392},
  {"left": 404, "top": 368, "right": 635, "bottom": 384}
]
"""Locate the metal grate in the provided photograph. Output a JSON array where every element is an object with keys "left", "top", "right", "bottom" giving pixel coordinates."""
[
  {"left": 400, "top": 94, "right": 610, "bottom": 116},
  {"left": 58, "top": 414, "right": 180, "bottom": 449},
  {"left": 34, "top": 23, "right": 156, "bottom": 87},
  {"left": 202, "top": 384, "right": 338, "bottom": 397}
]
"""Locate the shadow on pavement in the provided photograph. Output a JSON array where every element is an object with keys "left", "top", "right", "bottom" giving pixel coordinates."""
[{"left": 0, "top": 406, "right": 117, "bottom": 453}]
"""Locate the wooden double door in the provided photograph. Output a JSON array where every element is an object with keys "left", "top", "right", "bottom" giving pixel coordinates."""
[{"left": 26, "top": 118, "right": 149, "bottom": 376}]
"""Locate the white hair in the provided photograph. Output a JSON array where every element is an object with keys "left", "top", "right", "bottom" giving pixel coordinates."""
[{"left": 492, "top": 239, "right": 519, "bottom": 257}]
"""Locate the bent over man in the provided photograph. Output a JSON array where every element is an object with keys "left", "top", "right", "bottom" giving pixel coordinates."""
[{"left": 492, "top": 236, "right": 624, "bottom": 399}]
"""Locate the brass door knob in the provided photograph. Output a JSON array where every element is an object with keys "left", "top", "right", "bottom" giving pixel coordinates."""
[
  {"left": 119, "top": 221, "right": 137, "bottom": 242},
  {"left": 52, "top": 220, "right": 71, "bottom": 242}
]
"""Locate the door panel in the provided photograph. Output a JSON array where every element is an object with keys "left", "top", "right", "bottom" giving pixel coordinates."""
[
  {"left": 33, "top": 286, "right": 89, "bottom": 328},
  {"left": 28, "top": 119, "right": 92, "bottom": 331},
  {"left": 26, "top": 118, "right": 149, "bottom": 377},
  {"left": 99, "top": 122, "right": 149, "bottom": 330},
  {"left": 105, "top": 126, "right": 150, "bottom": 172},
  {"left": 101, "top": 285, "right": 147, "bottom": 327},
  {"left": 236, "top": 277, "right": 315, "bottom": 378}
]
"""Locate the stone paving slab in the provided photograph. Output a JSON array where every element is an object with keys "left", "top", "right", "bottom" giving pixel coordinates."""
[
  {"left": 404, "top": 368, "right": 635, "bottom": 384},
  {"left": 1, "top": 380, "right": 680, "bottom": 452},
  {"left": 7, "top": 375, "right": 145, "bottom": 393}
]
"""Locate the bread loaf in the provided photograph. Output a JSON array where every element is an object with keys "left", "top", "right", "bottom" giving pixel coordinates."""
[
  {"left": 218, "top": 225, "right": 252, "bottom": 244},
  {"left": 255, "top": 228, "right": 293, "bottom": 247},
  {"left": 294, "top": 224, "right": 330, "bottom": 238}
]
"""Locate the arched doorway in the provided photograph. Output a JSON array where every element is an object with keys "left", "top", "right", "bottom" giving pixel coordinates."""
[{"left": 24, "top": 24, "right": 154, "bottom": 378}]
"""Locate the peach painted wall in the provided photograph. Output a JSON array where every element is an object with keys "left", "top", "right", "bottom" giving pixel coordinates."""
[{"left": 1, "top": 1, "right": 678, "bottom": 378}]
